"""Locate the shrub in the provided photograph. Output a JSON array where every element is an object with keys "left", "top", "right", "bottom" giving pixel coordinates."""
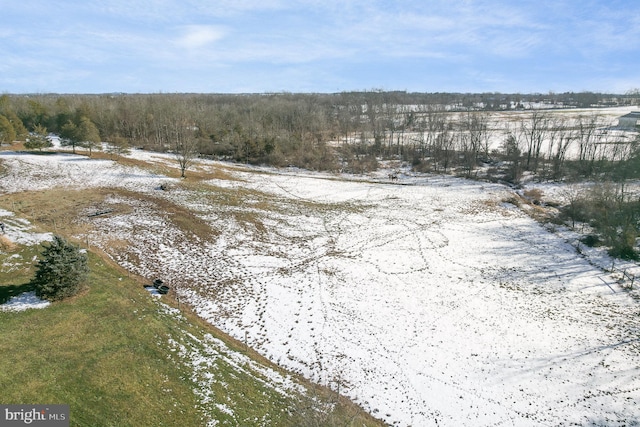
[
  {"left": 609, "top": 245, "right": 639, "bottom": 261},
  {"left": 580, "top": 234, "right": 601, "bottom": 247},
  {"left": 31, "top": 235, "right": 89, "bottom": 301},
  {"left": 523, "top": 188, "right": 544, "bottom": 205}
]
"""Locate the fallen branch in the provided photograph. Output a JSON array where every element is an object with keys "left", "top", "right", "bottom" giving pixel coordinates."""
[{"left": 87, "top": 209, "right": 114, "bottom": 218}]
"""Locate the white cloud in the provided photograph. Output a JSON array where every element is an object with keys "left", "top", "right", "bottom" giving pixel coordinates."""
[{"left": 174, "top": 25, "right": 227, "bottom": 49}]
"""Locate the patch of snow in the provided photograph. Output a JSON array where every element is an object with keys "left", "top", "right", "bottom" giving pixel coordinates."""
[
  {"left": 0, "top": 209, "right": 53, "bottom": 245},
  {"left": 1, "top": 291, "right": 50, "bottom": 312},
  {"left": 145, "top": 287, "right": 163, "bottom": 298}
]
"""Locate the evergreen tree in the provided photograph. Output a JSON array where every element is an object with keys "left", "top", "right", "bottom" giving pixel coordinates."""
[
  {"left": 4, "top": 110, "right": 28, "bottom": 140},
  {"left": 24, "top": 124, "right": 52, "bottom": 151},
  {"left": 31, "top": 235, "right": 89, "bottom": 301},
  {"left": 60, "top": 117, "right": 101, "bottom": 155},
  {"left": 77, "top": 116, "right": 101, "bottom": 156},
  {"left": 0, "top": 115, "right": 16, "bottom": 145},
  {"left": 59, "top": 120, "right": 79, "bottom": 153}
]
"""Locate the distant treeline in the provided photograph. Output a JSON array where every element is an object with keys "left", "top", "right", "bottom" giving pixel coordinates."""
[{"left": 1, "top": 91, "right": 638, "bottom": 177}]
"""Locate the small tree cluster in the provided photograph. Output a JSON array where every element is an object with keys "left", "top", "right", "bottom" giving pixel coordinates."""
[
  {"left": 0, "top": 96, "right": 28, "bottom": 145},
  {"left": 31, "top": 235, "right": 89, "bottom": 301},
  {"left": 60, "top": 116, "right": 101, "bottom": 155},
  {"left": 560, "top": 183, "right": 640, "bottom": 260}
]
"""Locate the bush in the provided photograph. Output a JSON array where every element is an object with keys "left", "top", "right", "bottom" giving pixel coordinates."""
[
  {"left": 580, "top": 234, "right": 601, "bottom": 247},
  {"left": 608, "top": 245, "right": 639, "bottom": 261},
  {"left": 31, "top": 235, "right": 89, "bottom": 301},
  {"left": 523, "top": 188, "right": 544, "bottom": 205}
]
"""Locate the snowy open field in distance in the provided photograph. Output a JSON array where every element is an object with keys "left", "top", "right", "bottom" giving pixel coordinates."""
[
  {"left": 0, "top": 146, "right": 639, "bottom": 426},
  {"left": 331, "top": 106, "right": 639, "bottom": 161}
]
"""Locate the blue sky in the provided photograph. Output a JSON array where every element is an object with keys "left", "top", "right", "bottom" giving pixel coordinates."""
[{"left": 1, "top": 0, "right": 638, "bottom": 94}]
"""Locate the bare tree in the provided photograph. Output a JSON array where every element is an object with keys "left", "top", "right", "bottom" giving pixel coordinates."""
[
  {"left": 457, "top": 111, "right": 491, "bottom": 177},
  {"left": 560, "top": 184, "right": 585, "bottom": 229},
  {"left": 520, "top": 111, "right": 549, "bottom": 172},
  {"left": 431, "top": 115, "right": 455, "bottom": 173},
  {"left": 466, "top": 111, "right": 492, "bottom": 162},
  {"left": 421, "top": 104, "right": 443, "bottom": 161},
  {"left": 165, "top": 116, "right": 199, "bottom": 178},
  {"left": 575, "top": 114, "right": 603, "bottom": 177},
  {"left": 544, "top": 116, "right": 572, "bottom": 180},
  {"left": 457, "top": 131, "right": 475, "bottom": 177}
]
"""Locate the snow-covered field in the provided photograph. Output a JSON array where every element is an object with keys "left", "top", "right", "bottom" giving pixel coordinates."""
[
  {"left": 331, "top": 106, "right": 639, "bottom": 160},
  {"left": 1, "top": 148, "right": 639, "bottom": 426}
]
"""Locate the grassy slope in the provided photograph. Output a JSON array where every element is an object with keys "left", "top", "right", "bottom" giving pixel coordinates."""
[
  {"left": 0, "top": 153, "right": 383, "bottom": 427},
  {"left": 0, "top": 243, "right": 378, "bottom": 426},
  {"left": 0, "top": 249, "right": 206, "bottom": 426}
]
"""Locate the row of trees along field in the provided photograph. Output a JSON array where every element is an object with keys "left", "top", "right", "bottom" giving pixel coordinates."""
[
  {"left": 1, "top": 91, "right": 639, "bottom": 258},
  {"left": 2, "top": 91, "right": 639, "bottom": 175}
]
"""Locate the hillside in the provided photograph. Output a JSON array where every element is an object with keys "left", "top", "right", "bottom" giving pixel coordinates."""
[
  {"left": 0, "top": 152, "right": 382, "bottom": 426},
  {"left": 1, "top": 146, "right": 639, "bottom": 426}
]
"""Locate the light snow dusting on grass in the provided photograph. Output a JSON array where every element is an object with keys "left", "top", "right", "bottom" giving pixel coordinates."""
[
  {"left": 1, "top": 149, "right": 639, "bottom": 426},
  {"left": 0, "top": 209, "right": 53, "bottom": 245},
  {"left": 158, "top": 301, "right": 307, "bottom": 426},
  {"left": 0, "top": 209, "right": 53, "bottom": 312}
]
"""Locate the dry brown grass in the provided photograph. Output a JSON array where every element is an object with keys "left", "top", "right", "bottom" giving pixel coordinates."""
[
  {"left": 0, "top": 186, "right": 218, "bottom": 253},
  {"left": 525, "top": 202, "right": 555, "bottom": 222},
  {"left": 523, "top": 188, "right": 544, "bottom": 204},
  {"left": 498, "top": 191, "right": 556, "bottom": 223},
  {"left": 0, "top": 235, "right": 16, "bottom": 251},
  {"left": 1, "top": 188, "right": 111, "bottom": 236},
  {"left": 0, "top": 150, "right": 247, "bottom": 256},
  {"left": 0, "top": 141, "right": 25, "bottom": 151},
  {"left": 90, "top": 150, "right": 238, "bottom": 181}
]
